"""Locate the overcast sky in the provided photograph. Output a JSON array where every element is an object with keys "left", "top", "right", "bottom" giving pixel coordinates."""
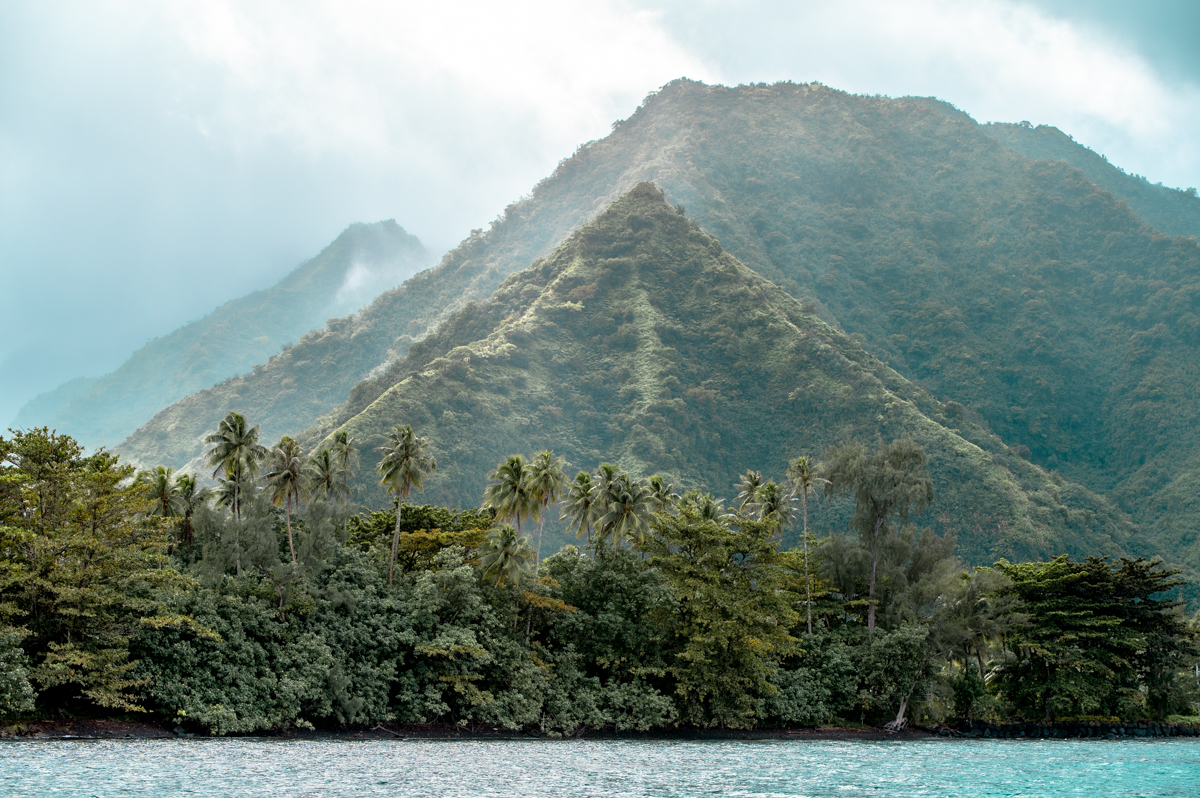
[{"left": 3, "top": 0, "right": 1198, "bottom": 425}]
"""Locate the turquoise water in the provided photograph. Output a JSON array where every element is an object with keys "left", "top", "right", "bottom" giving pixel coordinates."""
[{"left": 2, "top": 738, "right": 1198, "bottom": 797}]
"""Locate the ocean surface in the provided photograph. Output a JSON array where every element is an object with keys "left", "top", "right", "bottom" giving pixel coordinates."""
[{"left": 3, "top": 738, "right": 1199, "bottom": 797}]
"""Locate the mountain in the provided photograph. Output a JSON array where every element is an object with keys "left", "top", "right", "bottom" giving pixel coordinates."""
[
  {"left": 121, "top": 79, "right": 1200, "bottom": 573},
  {"left": 304, "top": 184, "right": 1133, "bottom": 565},
  {"left": 983, "top": 122, "right": 1200, "bottom": 239},
  {"left": 11, "top": 376, "right": 98, "bottom": 430},
  {"left": 22, "top": 220, "right": 429, "bottom": 450}
]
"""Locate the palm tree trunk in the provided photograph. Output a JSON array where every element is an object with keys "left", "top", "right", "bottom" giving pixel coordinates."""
[
  {"left": 285, "top": 503, "right": 296, "bottom": 563},
  {"left": 803, "top": 492, "right": 812, "bottom": 635},
  {"left": 535, "top": 513, "right": 545, "bottom": 574},
  {"left": 868, "top": 513, "right": 884, "bottom": 634},
  {"left": 389, "top": 498, "right": 403, "bottom": 587}
]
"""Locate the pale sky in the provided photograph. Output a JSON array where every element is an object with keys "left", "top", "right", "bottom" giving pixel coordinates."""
[{"left": 2, "top": 0, "right": 1198, "bottom": 425}]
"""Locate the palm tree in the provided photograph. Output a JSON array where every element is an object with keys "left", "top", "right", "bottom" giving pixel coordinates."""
[
  {"left": 683, "top": 491, "right": 726, "bottom": 523},
  {"left": 598, "top": 472, "right": 653, "bottom": 549},
  {"left": 735, "top": 469, "right": 765, "bottom": 512},
  {"left": 478, "top": 524, "right": 535, "bottom": 588},
  {"left": 563, "top": 471, "right": 601, "bottom": 541},
  {"left": 754, "top": 480, "right": 796, "bottom": 531},
  {"left": 376, "top": 424, "right": 437, "bottom": 586},
  {"left": 483, "top": 455, "right": 536, "bottom": 537},
  {"left": 266, "top": 436, "right": 308, "bottom": 563},
  {"left": 526, "top": 450, "right": 567, "bottom": 566},
  {"left": 203, "top": 411, "right": 267, "bottom": 521},
  {"left": 647, "top": 475, "right": 679, "bottom": 513},
  {"left": 787, "top": 455, "right": 830, "bottom": 635},
  {"left": 306, "top": 447, "right": 351, "bottom": 504},
  {"left": 175, "top": 472, "right": 207, "bottom": 550},
  {"left": 136, "top": 465, "right": 185, "bottom": 519},
  {"left": 212, "top": 460, "right": 256, "bottom": 576},
  {"left": 330, "top": 430, "right": 359, "bottom": 496}
]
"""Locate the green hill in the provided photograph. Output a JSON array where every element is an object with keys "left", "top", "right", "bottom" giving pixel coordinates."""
[
  {"left": 121, "top": 80, "right": 1200, "bottom": 571},
  {"left": 983, "top": 122, "right": 1200, "bottom": 239},
  {"left": 307, "top": 184, "right": 1134, "bottom": 566},
  {"left": 26, "top": 220, "right": 428, "bottom": 450}
]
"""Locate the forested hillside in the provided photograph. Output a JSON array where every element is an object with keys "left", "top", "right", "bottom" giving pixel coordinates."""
[
  {"left": 306, "top": 184, "right": 1133, "bottom": 566},
  {"left": 984, "top": 122, "right": 1200, "bottom": 239},
  {"left": 24, "top": 220, "right": 428, "bottom": 450},
  {"left": 122, "top": 80, "right": 1200, "bottom": 573}
]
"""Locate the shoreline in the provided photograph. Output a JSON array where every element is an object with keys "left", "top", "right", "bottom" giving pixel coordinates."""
[{"left": 3, "top": 719, "right": 1197, "bottom": 742}]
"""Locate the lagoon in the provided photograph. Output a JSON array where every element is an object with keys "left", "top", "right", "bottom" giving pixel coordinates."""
[{"left": 3, "top": 738, "right": 1199, "bottom": 797}]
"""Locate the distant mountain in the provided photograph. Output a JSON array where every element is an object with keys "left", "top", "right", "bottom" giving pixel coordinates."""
[
  {"left": 304, "top": 184, "right": 1134, "bottom": 564},
  {"left": 121, "top": 80, "right": 1200, "bottom": 575},
  {"left": 22, "top": 220, "right": 429, "bottom": 450},
  {"left": 983, "top": 122, "right": 1200, "bottom": 239},
  {"left": 11, "top": 376, "right": 98, "bottom": 429}
]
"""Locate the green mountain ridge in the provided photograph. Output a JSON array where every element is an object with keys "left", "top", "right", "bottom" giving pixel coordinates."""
[
  {"left": 120, "top": 79, "right": 1200, "bottom": 573},
  {"left": 26, "top": 220, "right": 429, "bottom": 450},
  {"left": 983, "top": 122, "right": 1200, "bottom": 239},
  {"left": 306, "top": 184, "right": 1135, "bottom": 567}
]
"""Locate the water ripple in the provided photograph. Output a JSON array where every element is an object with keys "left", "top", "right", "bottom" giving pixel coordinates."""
[{"left": 2, "top": 738, "right": 1198, "bottom": 798}]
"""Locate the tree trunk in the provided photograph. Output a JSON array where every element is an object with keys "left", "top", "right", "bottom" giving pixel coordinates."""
[
  {"left": 802, "top": 491, "right": 812, "bottom": 635},
  {"left": 389, "top": 498, "right": 403, "bottom": 587},
  {"left": 868, "top": 512, "right": 884, "bottom": 633},
  {"left": 535, "top": 513, "right": 545, "bottom": 574},
  {"left": 285, "top": 502, "right": 297, "bottom": 563}
]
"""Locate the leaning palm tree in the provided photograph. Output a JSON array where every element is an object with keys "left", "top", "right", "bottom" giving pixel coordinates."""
[
  {"left": 306, "top": 447, "right": 351, "bottom": 504},
  {"left": 136, "top": 465, "right": 185, "bottom": 519},
  {"left": 265, "top": 436, "right": 308, "bottom": 563},
  {"left": 787, "top": 455, "right": 830, "bottom": 635},
  {"left": 483, "top": 455, "right": 536, "bottom": 537},
  {"left": 734, "top": 469, "right": 765, "bottom": 512},
  {"left": 563, "top": 471, "right": 601, "bottom": 542},
  {"left": 478, "top": 524, "right": 535, "bottom": 588},
  {"left": 598, "top": 472, "right": 653, "bottom": 549},
  {"left": 376, "top": 424, "right": 437, "bottom": 586},
  {"left": 526, "top": 450, "right": 567, "bottom": 565},
  {"left": 647, "top": 475, "right": 679, "bottom": 514},
  {"left": 203, "top": 411, "right": 267, "bottom": 521}
]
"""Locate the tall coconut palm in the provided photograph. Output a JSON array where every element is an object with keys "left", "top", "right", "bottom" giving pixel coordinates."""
[
  {"left": 526, "top": 450, "right": 567, "bottom": 566},
  {"left": 563, "top": 471, "right": 601, "bottom": 541},
  {"left": 735, "top": 469, "right": 765, "bottom": 512},
  {"left": 136, "top": 465, "right": 185, "bottom": 519},
  {"left": 266, "top": 436, "right": 308, "bottom": 563},
  {"left": 376, "top": 424, "right": 436, "bottom": 586},
  {"left": 203, "top": 411, "right": 267, "bottom": 521},
  {"left": 306, "top": 447, "right": 351, "bottom": 504},
  {"left": 647, "top": 475, "right": 679, "bottom": 513},
  {"left": 483, "top": 455, "right": 536, "bottom": 537},
  {"left": 330, "top": 430, "right": 359, "bottom": 495},
  {"left": 787, "top": 455, "right": 830, "bottom": 635},
  {"left": 598, "top": 472, "right": 652, "bottom": 549},
  {"left": 213, "top": 460, "right": 256, "bottom": 576},
  {"left": 479, "top": 524, "right": 535, "bottom": 588}
]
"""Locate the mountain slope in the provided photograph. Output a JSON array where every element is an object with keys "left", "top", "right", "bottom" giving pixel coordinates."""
[
  {"left": 33, "top": 220, "right": 429, "bottom": 450},
  {"left": 983, "top": 122, "right": 1200, "bottom": 239},
  {"left": 122, "top": 80, "right": 1200, "bottom": 568},
  {"left": 309, "top": 184, "right": 1134, "bottom": 566}
]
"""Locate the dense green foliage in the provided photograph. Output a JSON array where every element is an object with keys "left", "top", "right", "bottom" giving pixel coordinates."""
[
  {"left": 34, "top": 220, "right": 428, "bottom": 453},
  {"left": 4, "top": 427, "right": 1196, "bottom": 735}
]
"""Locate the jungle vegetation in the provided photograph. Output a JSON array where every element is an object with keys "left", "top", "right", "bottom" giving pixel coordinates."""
[{"left": 2, "top": 425, "right": 1196, "bottom": 735}]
